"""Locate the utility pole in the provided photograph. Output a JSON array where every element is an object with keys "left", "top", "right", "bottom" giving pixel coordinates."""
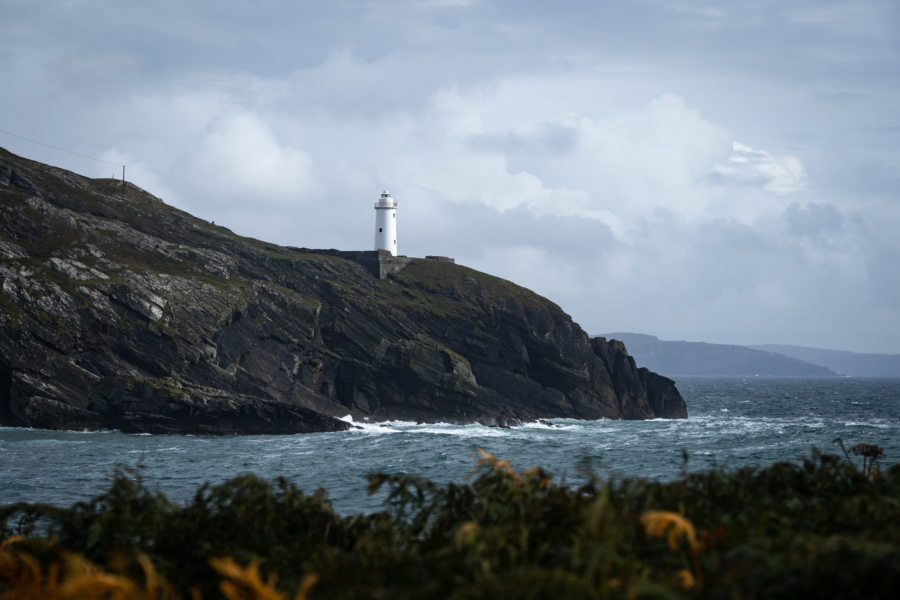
[{"left": 122, "top": 165, "right": 125, "bottom": 194}]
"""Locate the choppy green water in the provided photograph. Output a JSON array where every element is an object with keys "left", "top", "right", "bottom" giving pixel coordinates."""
[{"left": 2, "top": 377, "right": 898, "bottom": 515}]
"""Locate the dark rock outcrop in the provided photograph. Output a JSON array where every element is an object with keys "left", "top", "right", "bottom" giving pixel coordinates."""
[
  {"left": 0, "top": 147, "right": 686, "bottom": 433},
  {"left": 591, "top": 338, "right": 686, "bottom": 419}
]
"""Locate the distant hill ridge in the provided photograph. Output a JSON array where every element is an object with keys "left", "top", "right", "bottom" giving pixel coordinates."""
[
  {"left": 597, "top": 333, "right": 839, "bottom": 378},
  {"left": 750, "top": 344, "right": 900, "bottom": 378}
]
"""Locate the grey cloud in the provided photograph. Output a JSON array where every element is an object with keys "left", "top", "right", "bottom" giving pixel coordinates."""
[
  {"left": 400, "top": 200, "right": 618, "bottom": 261},
  {"left": 866, "top": 250, "right": 900, "bottom": 311},
  {"left": 785, "top": 202, "right": 843, "bottom": 237},
  {"left": 466, "top": 124, "right": 578, "bottom": 156}
]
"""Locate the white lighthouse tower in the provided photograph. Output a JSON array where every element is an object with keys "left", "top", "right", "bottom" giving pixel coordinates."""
[{"left": 373, "top": 190, "right": 398, "bottom": 256}]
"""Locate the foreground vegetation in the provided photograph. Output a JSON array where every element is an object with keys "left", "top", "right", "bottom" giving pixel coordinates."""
[{"left": 2, "top": 445, "right": 898, "bottom": 599}]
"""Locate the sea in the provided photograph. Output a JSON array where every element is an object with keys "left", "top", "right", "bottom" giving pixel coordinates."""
[{"left": 2, "top": 377, "right": 898, "bottom": 516}]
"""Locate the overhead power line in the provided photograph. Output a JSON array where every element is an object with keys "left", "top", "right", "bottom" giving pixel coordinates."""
[{"left": 0, "top": 127, "right": 123, "bottom": 167}]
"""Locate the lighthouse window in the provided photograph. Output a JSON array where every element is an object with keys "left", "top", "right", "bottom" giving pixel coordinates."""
[
  {"left": 379, "top": 227, "right": 382, "bottom": 233},
  {"left": 392, "top": 213, "right": 395, "bottom": 218}
]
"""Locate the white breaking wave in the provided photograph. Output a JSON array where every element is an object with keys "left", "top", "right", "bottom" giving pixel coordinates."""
[{"left": 338, "top": 415, "right": 579, "bottom": 437}]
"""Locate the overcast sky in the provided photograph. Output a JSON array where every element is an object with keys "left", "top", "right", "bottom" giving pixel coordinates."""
[{"left": 2, "top": 0, "right": 899, "bottom": 353}]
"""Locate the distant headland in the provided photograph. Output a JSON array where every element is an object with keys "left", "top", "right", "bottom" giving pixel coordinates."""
[{"left": 600, "top": 332, "right": 900, "bottom": 378}]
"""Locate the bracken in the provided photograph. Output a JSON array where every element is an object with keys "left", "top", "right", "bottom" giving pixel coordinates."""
[{"left": 1, "top": 445, "right": 898, "bottom": 599}]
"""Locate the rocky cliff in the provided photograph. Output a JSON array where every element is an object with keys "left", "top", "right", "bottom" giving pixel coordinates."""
[{"left": 0, "top": 148, "right": 686, "bottom": 434}]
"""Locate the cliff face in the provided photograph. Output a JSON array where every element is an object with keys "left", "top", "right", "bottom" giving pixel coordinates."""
[{"left": 0, "top": 148, "right": 686, "bottom": 434}]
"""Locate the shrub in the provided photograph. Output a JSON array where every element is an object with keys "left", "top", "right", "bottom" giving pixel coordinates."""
[{"left": 2, "top": 447, "right": 898, "bottom": 599}]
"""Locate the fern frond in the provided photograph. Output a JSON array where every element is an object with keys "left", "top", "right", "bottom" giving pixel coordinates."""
[
  {"left": 640, "top": 510, "right": 698, "bottom": 552},
  {"left": 210, "top": 556, "right": 284, "bottom": 600},
  {"left": 293, "top": 573, "right": 318, "bottom": 600}
]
